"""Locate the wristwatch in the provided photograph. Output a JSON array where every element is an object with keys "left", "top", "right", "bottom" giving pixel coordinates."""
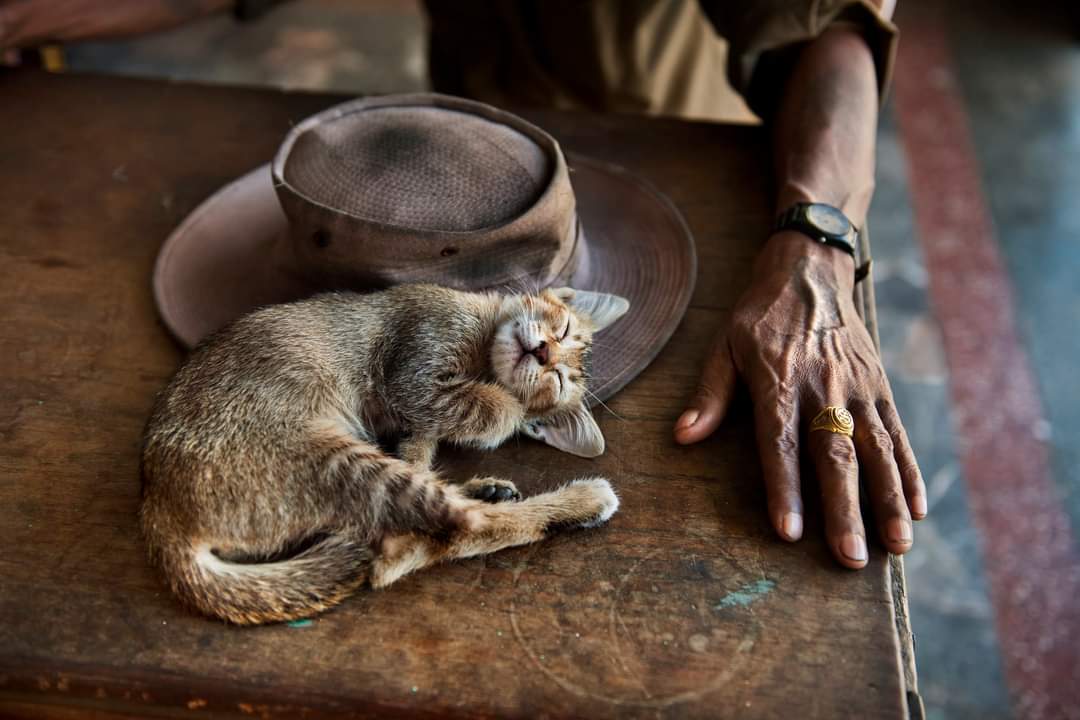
[{"left": 774, "top": 202, "right": 859, "bottom": 257}]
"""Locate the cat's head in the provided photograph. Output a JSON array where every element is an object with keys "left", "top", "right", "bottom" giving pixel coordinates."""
[{"left": 491, "top": 287, "right": 630, "bottom": 458}]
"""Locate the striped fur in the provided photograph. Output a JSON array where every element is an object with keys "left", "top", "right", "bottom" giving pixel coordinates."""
[{"left": 140, "top": 285, "right": 624, "bottom": 625}]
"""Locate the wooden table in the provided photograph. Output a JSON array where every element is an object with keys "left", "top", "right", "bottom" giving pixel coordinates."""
[{"left": 0, "top": 70, "right": 919, "bottom": 719}]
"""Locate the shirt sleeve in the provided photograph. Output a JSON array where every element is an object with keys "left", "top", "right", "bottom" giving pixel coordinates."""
[{"left": 697, "top": 0, "right": 898, "bottom": 118}]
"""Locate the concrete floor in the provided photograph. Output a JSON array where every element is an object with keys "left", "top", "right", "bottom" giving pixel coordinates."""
[
  {"left": 875, "top": 3, "right": 1080, "bottom": 717},
  {"left": 51, "top": 1, "right": 1080, "bottom": 717}
]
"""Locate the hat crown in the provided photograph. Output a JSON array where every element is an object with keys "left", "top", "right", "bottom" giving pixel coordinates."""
[
  {"left": 281, "top": 106, "right": 551, "bottom": 232},
  {"left": 272, "top": 94, "right": 579, "bottom": 292}
]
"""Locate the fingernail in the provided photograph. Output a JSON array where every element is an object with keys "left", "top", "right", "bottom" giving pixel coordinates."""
[
  {"left": 888, "top": 518, "right": 913, "bottom": 544},
  {"left": 677, "top": 409, "right": 699, "bottom": 429},
  {"left": 840, "top": 534, "right": 867, "bottom": 563},
  {"left": 912, "top": 495, "right": 927, "bottom": 518},
  {"left": 782, "top": 512, "right": 803, "bottom": 541}
]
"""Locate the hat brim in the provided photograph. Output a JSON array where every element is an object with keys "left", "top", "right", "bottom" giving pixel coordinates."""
[{"left": 153, "top": 154, "right": 696, "bottom": 403}]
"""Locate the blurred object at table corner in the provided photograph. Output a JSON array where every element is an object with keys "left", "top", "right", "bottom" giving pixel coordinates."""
[{"left": 1, "top": 0, "right": 429, "bottom": 95}]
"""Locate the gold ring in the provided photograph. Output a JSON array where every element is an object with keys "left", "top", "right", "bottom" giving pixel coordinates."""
[{"left": 810, "top": 406, "right": 855, "bottom": 437}]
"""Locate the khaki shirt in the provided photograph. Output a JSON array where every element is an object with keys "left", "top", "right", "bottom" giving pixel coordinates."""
[{"left": 424, "top": 0, "right": 897, "bottom": 122}]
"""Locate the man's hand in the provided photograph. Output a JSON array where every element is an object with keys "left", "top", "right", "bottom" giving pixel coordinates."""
[
  {"left": 677, "top": 16, "right": 919, "bottom": 569},
  {"left": 674, "top": 231, "right": 926, "bottom": 569}
]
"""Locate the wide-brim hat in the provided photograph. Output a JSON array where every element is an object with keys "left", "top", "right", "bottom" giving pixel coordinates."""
[{"left": 153, "top": 94, "right": 695, "bottom": 402}]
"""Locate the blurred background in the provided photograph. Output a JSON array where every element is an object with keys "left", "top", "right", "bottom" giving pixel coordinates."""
[{"left": 6, "top": 1, "right": 1079, "bottom": 718}]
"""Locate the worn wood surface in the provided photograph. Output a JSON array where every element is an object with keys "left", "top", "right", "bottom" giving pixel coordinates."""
[{"left": 0, "top": 70, "right": 912, "bottom": 719}]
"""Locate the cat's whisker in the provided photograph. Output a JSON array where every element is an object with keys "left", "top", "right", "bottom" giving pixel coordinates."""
[
  {"left": 584, "top": 387, "right": 625, "bottom": 422},
  {"left": 581, "top": 337, "right": 623, "bottom": 350},
  {"left": 499, "top": 269, "right": 546, "bottom": 299}
]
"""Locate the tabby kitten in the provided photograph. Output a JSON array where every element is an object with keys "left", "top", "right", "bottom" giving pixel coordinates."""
[{"left": 140, "top": 284, "right": 629, "bottom": 625}]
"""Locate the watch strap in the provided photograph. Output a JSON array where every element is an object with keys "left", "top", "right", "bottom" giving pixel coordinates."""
[
  {"left": 234, "top": 0, "right": 288, "bottom": 21},
  {"left": 774, "top": 202, "right": 859, "bottom": 257}
]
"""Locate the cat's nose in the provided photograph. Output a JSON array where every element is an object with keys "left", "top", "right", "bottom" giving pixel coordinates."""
[{"left": 530, "top": 341, "right": 550, "bottom": 366}]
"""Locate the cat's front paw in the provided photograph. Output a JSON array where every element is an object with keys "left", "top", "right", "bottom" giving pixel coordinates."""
[
  {"left": 461, "top": 477, "right": 521, "bottom": 503},
  {"left": 569, "top": 477, "right": 620, "bottom": 528}
]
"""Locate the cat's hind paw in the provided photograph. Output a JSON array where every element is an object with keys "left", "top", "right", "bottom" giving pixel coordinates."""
[{"left": 461, "top": 477, "right": 521, "bottom": 503}]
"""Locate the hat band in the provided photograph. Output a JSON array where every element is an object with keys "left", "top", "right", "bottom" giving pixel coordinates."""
[
  {"left": 549, "top": 216, "right": 590, "bottom": 289},
  {"left": 270, "top": 211, "right": 590, "bottom": 297},
  {"left": 498, "top": 211, "right": 590, "bottom": 293}
]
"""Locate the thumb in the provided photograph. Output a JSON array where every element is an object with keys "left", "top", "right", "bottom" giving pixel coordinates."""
[{"left": 674, "top": 334, "right": 738, "bottom": 445}]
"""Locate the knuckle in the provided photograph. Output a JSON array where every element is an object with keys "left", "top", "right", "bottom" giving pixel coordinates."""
[
  {"left": 876, "top": 398, "right": 898, "bottom": 419},
  {"left": 822, "top": 440, "right": 857, "bottom": 467},
  {"left": 848, "top": 398, "right": 872, "bottom": 416},
  {"left": 866, "top": 427, "right": 895, "bottom": 454},
  {"left": 775, "top": 380, "right": 798, "bottom": 405},
  {"left": 876, "top": 487, "right": 905, "bottom": 509},
  {"left": 898, "top": 460, "right": 923, "bottom": 483},
  {"left": 759, "top": 381, "right": 797, "bottom": 411},
  {"left": 887, "top": 426, "right": 909, "bottom": 448},
  {"left": 770, "top": 428, "right": 799, "bottom": 456}
]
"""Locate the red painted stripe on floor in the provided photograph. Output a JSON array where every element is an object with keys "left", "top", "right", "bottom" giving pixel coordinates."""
[{"left": 891, "top": 8, "right": 1080, "bottom": 719}]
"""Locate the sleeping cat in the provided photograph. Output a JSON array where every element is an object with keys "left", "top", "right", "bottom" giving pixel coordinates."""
[{"left": 140, "top": 284, "right": 629, "bottom": 625}]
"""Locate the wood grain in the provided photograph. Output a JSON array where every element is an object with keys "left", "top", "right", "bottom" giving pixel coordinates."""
[{"left": 0, "top": 70, "right": 911, "bottom": 719}]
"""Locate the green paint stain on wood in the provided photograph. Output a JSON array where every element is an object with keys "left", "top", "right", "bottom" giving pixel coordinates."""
[
  {"left": 713, "top": 579, "right": 776, "bottom": 610},
  {"left": 287, "top": 619, "right": 313, "bottom": 628}
]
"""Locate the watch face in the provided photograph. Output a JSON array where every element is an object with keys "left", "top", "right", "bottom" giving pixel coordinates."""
[{"left": 806, "top": 203, "right": 851, "bottom": 237}]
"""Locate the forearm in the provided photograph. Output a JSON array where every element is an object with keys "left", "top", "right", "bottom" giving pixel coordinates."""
[
  {"left": 0, "top": 0, "right": 232, "bottom": 49},
  {"left": 772, "top": 26, "right": 881, "bottom": 229}
]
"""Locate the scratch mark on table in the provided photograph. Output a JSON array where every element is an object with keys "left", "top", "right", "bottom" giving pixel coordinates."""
[
  {"left": 608, "top": 549, "right": 660, "bottom": 699},
  {"left": 509, "top": 546, "right": 756, "bottom": 708}
]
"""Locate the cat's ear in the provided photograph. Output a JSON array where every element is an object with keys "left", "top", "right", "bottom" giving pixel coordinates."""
[
  {"left": 521, "top": 403, "right": 605, "bottom": 458},
  {"left": 550, "top": 287, "right": 630, "bottom": 333}
]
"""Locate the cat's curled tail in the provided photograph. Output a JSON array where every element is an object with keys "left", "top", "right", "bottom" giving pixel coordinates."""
[
  {"left": 144, "top": 476, "right": 618, "bottom": 626},
  {"left": 151, "top": 533, "right": 374, "bottom": 626}
]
